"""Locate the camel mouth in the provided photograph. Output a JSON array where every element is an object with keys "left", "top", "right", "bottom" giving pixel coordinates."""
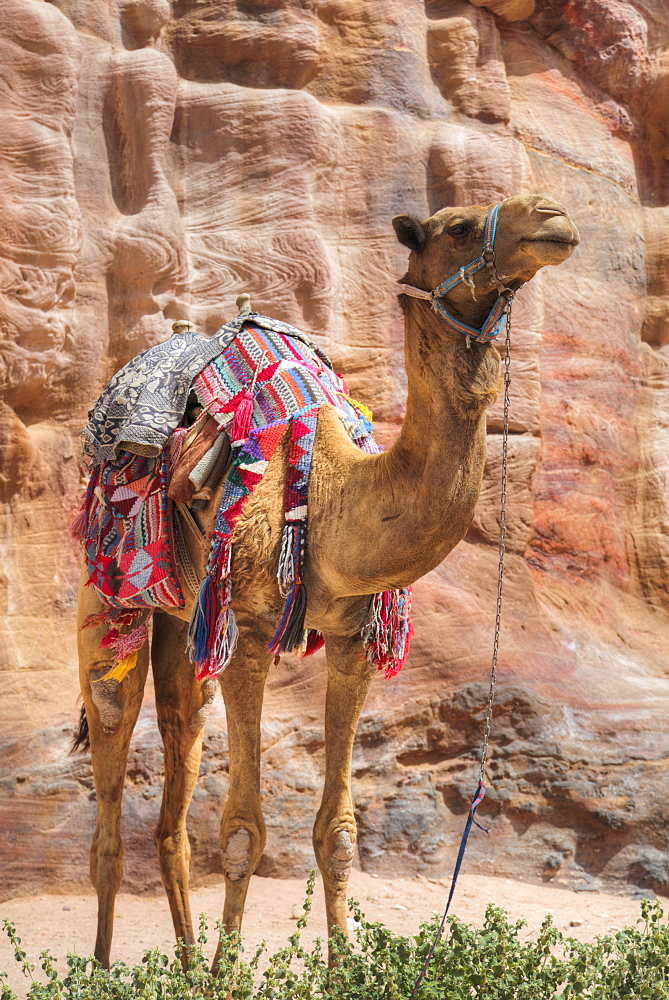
[{"left": 522, "top": 235, "right": 579, "bottom": 247}]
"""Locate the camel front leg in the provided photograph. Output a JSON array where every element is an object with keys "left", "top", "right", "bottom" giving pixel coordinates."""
[
  {"left": 212, "top": 623, "right": 273, "bottom": 971},
  {"left": 151, "top": 611, "right": 217, "bottom": 965},
  {"left": 313, "top": 634, "right": 376, "bottom": 942},
  {"left": 77, "top": 581, "right": 149, "bottom": 969}
]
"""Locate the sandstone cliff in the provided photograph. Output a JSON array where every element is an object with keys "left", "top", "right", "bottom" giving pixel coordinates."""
[{"left": 1, "top": 0, "right": 668, "bottom": 901}]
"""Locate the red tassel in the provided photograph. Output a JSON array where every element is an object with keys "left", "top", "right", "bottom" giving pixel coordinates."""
[
  {"left": 229, "top": 391, "right": 254, "bottom": 447},
  {"left": 82, "top": 609, "right": 143, "bottom": 630},
  {"left": 69, "top": 504, "right": 87, "bottom": 540},
  {"left": 304, "top": 630, "right": 325, "bottom": 656},
  {"left": 100, "top": 628, "right": 120, "bottom": 648}
]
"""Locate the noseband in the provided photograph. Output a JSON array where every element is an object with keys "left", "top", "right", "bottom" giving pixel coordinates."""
[{"left": 398, "top": 203, "right": 515, "bottom": 344}]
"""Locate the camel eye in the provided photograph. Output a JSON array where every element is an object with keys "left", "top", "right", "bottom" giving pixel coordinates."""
[{"left": 449, "top": 223, "right": 468, "bottom": 237}]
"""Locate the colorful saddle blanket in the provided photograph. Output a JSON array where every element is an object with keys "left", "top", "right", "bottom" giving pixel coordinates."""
[
  {"left": 75, "top": 446, "right": 183, "bottom": 610},
  {"left": 74, "top": 315, "right": 413, "bottom": 682}
]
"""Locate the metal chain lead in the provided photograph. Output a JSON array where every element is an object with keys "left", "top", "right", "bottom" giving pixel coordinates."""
[
  {"left": 408, "top": 309, "right": 513, "bottom": 1000},
  {"left": 478, "top": 299, "right": 512, "bottom": 783},
  {"left": 408, "top": 291, "right": 514, "bottom": 1000}
]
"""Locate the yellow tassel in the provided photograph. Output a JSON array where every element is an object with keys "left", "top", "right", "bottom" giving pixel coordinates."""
[
  {"left": 295, "top": 630, "right": 309, "bottom": 657},
  {"left": 347, "top": 396, "right": 373, "bottom": 424},
  {"left": 95, "top": 652, "right": 138, "bottom": 683}
]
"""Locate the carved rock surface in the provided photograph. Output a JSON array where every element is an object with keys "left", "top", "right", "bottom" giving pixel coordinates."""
[{"left": 0, "top": 0, "right": 668, "bottom": 904}]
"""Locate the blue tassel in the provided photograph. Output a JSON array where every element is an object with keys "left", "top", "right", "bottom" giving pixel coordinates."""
[
  {"left": 268, "top": 582, "right": 307, "bottom": 654},
  {"left": 187, "top": 573, "right": 217, "bottom": 666}
]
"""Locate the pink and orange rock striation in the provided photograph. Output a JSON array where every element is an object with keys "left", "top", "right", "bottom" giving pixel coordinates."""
[{"left": 0, "top": 0, "right": 668, "bottom": 901}]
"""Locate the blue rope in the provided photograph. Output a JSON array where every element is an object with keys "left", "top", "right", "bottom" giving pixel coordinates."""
[
  {"left": 408, "top": 780, "right": 489, "bottom": 999},
  {"left": 432, "top": 292, "right": 509, "bottom": 343}
]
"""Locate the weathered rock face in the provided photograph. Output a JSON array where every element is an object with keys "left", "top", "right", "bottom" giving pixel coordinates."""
[{"left": 1, "top": 0, "right": 668, "bottom": 904}]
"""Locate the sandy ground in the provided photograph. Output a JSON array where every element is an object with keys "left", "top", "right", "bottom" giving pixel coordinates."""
[{"left": 0, "top": 871, "right": 664, "bottom": 994}]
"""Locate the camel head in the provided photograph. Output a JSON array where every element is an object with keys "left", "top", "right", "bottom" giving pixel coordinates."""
[{"left": 393, "top": 193, "right": 579, "bottom": 334}]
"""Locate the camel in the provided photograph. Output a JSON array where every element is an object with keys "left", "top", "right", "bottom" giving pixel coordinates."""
[{"left": 76, "top": 193, "right": 578, "bottom": 969}]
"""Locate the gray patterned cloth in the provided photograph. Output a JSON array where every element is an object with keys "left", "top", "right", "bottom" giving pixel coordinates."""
[{"left": 81, "top": 313, "right": 333, "bottom": 466}]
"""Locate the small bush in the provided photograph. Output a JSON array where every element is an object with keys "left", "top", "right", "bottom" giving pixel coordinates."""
[{"left": 2, "top": 874, "right": 668, "bottom": 998}]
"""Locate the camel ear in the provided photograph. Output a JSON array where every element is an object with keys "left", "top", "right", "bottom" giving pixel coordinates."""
[{"left": 392, "top": 215, "right": 427, "bottom": 253}]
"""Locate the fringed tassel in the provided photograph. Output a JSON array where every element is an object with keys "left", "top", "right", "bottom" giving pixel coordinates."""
[
  {"left": 187, "top": 537, "right": 238, "bottom": 678},
  {"left": 277, "top": 523, "right": 304, "bottom": 596},
  {"left": 268, "top": 582, "right": 307, "bottom": 654},
  {"left": 97, "top": 653, "right": 139, "bottom": 683},
  {"left": 212, "top": 606, "right": 239, "bottom": 669},
  {"left": 69, "top": 503, "right": 88, "bottom": 541},
  {"left": 82, "top": 608, "right": 144, "bottom": 630},
  {"left": 229, "top": 390, "right": 254, "bottom": 448},
  {"left": 194, "top": 606, "right": 239, "bottom": 681},
  {"left": 229, "top": 353, "right": 266, "bottom": 448},
  {"left": 361, "top": 587, "right": 414, "bottom": 679},
  {"left": 95, "top": 619, "right": 150, "bottom": 683},
  {"left": 270, "top": 521, "right": 311, "bottom": 654},
  {"left": 70, "top": 471, "right": 100, "bottom": 541},
  {"left": 187, "top": 573, "right": 217, "bottom": 666},
  {"left": 304, "top": 629, "right": 325, "bottom": 656},
  {"left": 100, "top": 628, "right": 120, "bottom": 648}
]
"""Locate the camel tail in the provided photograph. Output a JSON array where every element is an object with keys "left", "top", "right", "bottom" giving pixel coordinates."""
[{"left": 71, "top": 704, "right": 90, "bottom": 753}]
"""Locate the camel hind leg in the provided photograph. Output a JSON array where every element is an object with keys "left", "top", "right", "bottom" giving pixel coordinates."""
[
  {"left": 151, "top": 611, "right": 216, "bottom": 964},
  {"left": 77, "top": 580, "right": 149, "bottom": 969}
]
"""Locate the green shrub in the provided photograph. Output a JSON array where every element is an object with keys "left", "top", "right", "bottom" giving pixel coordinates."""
[{"left": 2, "top": 874, "right": 668, "bottom": 999}]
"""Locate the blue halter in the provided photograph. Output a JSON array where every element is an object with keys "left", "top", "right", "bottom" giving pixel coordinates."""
[{"left": 398, "top": 203, "right": 513, "bottom": 343}]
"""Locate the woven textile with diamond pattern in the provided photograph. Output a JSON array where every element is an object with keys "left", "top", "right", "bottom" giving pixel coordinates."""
[{"left": 74, "top": 316, "right": 413, "bottom": 684}]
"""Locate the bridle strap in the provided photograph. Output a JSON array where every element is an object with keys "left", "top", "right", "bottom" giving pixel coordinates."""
[
  {"left": 398, "top": 203, "right": 512, "bottom": 343},
  {"left": 396, "top": 283, "right": 431, "bottom": 301}
]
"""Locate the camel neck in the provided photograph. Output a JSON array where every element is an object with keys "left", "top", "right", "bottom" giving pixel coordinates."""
[
  {"left": 306, "top": 298, "right": 502, "bottom": 598},
  {"left": 389, "top": 298, "right": 496, "bottom": 480},
  {"left": 361, "top": 297, "right": 500, "bottom": 585}
]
